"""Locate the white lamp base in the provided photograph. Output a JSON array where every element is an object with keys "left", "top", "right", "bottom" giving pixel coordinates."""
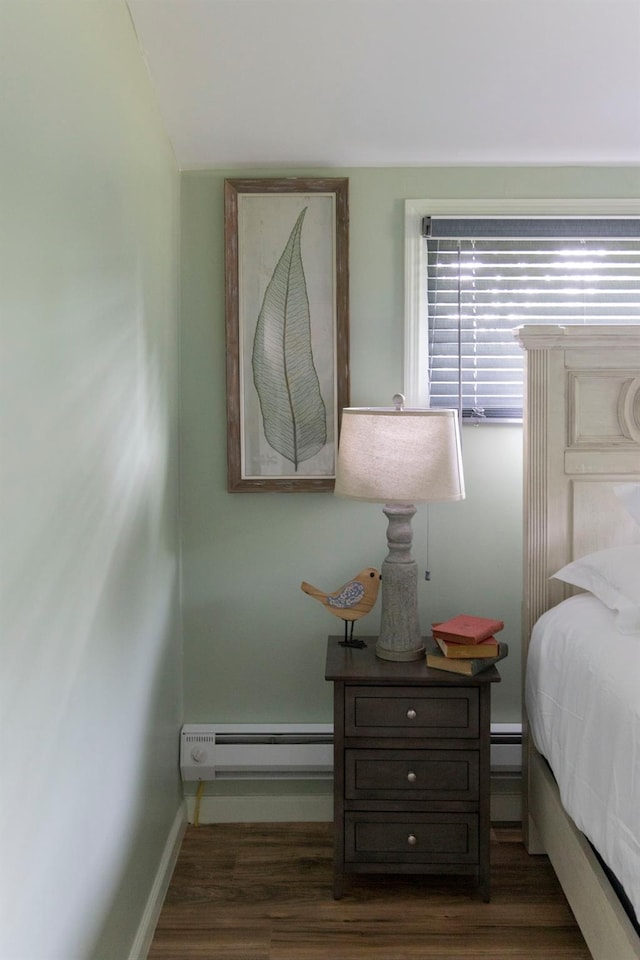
[{"left": 375, "top": 503, "right": 425, "bottom": 662}]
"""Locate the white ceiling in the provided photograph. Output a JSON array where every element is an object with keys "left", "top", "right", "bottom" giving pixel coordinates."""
[{"left": 127, "top": 0, "right": 640, "bottom": 170}]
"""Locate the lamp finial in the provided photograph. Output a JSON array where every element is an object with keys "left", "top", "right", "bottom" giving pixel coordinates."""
[{"left": 392, "top": 393, "right": 405, "bottom": 411}]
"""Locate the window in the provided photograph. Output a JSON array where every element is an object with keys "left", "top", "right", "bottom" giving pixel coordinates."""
[{"left": 404, "top": 200, "right": 640, "bottom": 422}]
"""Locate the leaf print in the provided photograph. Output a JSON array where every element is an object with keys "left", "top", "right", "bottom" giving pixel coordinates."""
[{"left": 252, "top": 207, "right": 327, "bottom": 470}]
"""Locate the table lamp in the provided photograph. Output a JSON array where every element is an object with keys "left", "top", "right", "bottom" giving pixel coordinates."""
[{"left": 334, "top": 395, "right": 465, "bottom": 661}]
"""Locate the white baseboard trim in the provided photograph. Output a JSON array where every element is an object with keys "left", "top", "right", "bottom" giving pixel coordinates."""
[
  {"left": 128, "top": 802, "right": 187, "bottom": 960},
  {"left": 185, "top": 779, "right": 522, "bottom": 825},
  {"left": 490, "top": 786, "right": 522, "bottom": 822}
]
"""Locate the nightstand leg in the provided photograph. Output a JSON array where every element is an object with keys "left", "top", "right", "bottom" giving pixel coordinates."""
[{"left": 479, "top": 865, "right": 491, "bottom": 902}]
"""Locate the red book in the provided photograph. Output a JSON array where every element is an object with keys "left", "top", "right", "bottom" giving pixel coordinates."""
[{"left": 432, "top": 614, "right": 504, "bottom": 645}]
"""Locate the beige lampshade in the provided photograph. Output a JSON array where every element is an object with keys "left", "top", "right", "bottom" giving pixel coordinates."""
[{"left": 334, "top": 407, "right": 465, "bottom": 504}]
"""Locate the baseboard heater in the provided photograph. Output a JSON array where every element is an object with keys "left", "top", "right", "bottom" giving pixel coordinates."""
[
  {"left": 180, "top": 722, "right": 522, "bottom": 781},
  {"left": 181, "top": 724, "right": 334, "bottom": 781},
  {"left": 490, "top": 723, "right": 522, "bottom": 773}
]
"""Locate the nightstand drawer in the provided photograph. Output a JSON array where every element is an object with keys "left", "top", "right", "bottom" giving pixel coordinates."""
[
  {"left": 345, "top": 749, "right": 479, "bottom": 801},
  {"left": 345, "top": 812, "right": 478, "bottom": 864},
  {"left": 345, "top": 686, "right": 479, "bottom": 738}
]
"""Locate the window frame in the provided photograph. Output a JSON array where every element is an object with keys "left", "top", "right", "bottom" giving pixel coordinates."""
[{"left": 403, "top": 198, "right": 640, "bottom": 413}]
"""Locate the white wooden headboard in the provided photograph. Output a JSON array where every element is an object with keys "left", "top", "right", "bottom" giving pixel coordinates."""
[
  {"left": 516, "top": 324, "right": 640, "bottom": 644},
  {"left": 516, "top": 324, "right": 640, "bottom": 959}
]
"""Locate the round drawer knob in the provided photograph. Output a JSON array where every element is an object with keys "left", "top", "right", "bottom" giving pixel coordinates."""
[
  {"left": 407, "top": 708, "right": 417, "bottom": 720},
  {"left": 407, "top": 771, "right": 417, "bottom": 783},
  {"left": 407, "top": 834, "right": 417, "bottom": 846}
]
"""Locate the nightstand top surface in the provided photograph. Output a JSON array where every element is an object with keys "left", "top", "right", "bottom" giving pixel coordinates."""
[{"left": 325, "top": 636, "right": 501, "bottom": 685}]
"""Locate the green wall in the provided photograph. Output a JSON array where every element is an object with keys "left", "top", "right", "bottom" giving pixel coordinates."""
[
  {"left": 180, "top": 165, "right": 639, "bottom": 735},
  {"left": 0, "top": 4, "right": 182, "bottom": 959}
]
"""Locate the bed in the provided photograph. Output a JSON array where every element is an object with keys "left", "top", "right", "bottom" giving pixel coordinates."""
[{"left": 516, "top": 325, "right": 640, "bottom": 960}]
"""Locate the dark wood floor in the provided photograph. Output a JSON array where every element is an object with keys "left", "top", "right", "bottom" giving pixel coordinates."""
[{"left": 148, "top": 822, "right": 590, "bottom": 959}]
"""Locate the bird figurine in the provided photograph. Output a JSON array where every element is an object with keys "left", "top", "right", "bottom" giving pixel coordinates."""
[{"left": 300, "top": 567, "right": 381, "bottom": 647}]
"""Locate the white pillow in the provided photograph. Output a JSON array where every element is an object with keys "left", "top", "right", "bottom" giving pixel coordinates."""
[
  {"left": 614, "top": 483, "right": 640, "bottom": 525},
  {"left": 552, "top": 544, "right": 640, "bottom": 634}
]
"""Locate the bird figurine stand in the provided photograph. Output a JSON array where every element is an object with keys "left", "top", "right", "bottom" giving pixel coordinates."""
[{"left": 300, "top": 567, "right": 381, "bottom": 647}]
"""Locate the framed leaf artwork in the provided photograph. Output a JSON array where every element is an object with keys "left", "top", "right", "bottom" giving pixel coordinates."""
[{"left": 224, "top": 178, "right": 350, "bottom": 492}]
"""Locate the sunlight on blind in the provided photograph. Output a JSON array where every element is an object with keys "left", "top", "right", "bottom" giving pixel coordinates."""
[{"left": 426, "top": 227, "right": 640, "bottom": 421}]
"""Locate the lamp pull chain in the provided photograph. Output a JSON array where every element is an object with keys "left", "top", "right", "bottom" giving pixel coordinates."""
[{"left": 424, "top": 504, "right": 431, "bottom": 581}]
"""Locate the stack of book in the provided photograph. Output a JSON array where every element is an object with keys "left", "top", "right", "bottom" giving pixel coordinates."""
[{"left": 426, "top": 614, "right": 508, "bottom": 676}]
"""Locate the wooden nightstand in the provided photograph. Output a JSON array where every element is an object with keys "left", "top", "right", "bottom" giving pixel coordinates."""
[{"left": 325, "top": 636, "right": 501, "bottom": 900}]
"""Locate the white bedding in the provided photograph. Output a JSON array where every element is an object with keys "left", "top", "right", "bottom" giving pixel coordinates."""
[{"left": 526, "top": 593, "right": 640, "bottom": 921}]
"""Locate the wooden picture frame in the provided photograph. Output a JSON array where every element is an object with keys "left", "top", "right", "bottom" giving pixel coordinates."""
[{"left": 224, "top": 177, "right": 349, "bottom": 492}]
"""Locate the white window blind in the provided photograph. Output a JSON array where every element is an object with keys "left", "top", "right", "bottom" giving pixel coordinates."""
[{"left": 425, "top": 217, "right": 640, "bottom": 421}]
